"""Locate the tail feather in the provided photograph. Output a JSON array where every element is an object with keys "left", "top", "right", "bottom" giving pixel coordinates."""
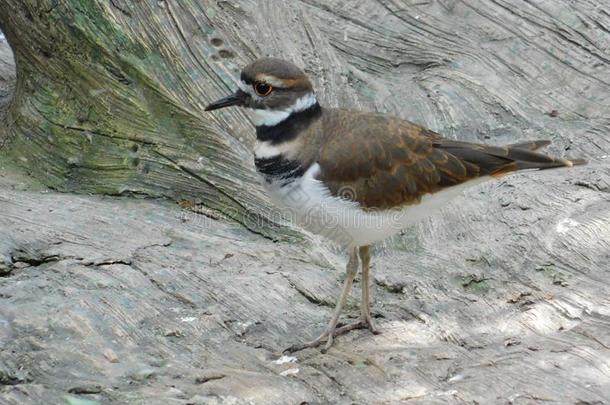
[
  {"left": 434, "top": 139, "right": 587, "bottom": 178},
  {"left": 506, "top": 140, "right": 586, "bottom": 168}
]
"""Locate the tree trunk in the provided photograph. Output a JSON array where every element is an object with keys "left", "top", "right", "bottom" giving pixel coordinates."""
[{"left": 0, "top": 0, "right": 301, "bottom": 239}]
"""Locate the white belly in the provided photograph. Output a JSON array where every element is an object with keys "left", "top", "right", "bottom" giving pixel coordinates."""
[{"left": 264, "top": 164, "right": 489, "bottom": 248}]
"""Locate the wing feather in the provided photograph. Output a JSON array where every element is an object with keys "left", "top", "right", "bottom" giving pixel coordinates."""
[{"left": 316, "top": 110, "right": 579, "bottom": 210}]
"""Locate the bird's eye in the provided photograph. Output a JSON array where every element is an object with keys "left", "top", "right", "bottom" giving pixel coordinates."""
[{"left": 254, "top": 82, "right": 273, "bottom": 96}]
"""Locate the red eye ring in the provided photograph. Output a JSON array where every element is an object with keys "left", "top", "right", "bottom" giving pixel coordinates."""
[{"left": 254, "top": 82, "right": 273, "bottom": 96}]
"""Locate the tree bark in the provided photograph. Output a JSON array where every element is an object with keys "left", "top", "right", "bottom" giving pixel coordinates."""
[{"left": 0, "top": 0, "right": 298, "bottom": 239}]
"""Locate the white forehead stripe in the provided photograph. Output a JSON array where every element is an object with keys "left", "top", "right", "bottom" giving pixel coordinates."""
[
  {"left": 257, "top": 74, "right": 291, "bottom": 88},
  {"left": 249, "top": 93, "right": 317, "bottom": 127}
]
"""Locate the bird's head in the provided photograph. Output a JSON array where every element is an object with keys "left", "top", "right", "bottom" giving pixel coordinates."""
[{"left": 205, "top": 58, "right": 318, "bottom": 126}]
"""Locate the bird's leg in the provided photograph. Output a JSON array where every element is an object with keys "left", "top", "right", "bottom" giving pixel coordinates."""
[
  {"left": 284, "top": 247, "right": 359, "bottom": 353},
  {"left": 331, "top": 245, "right": 380, "bottom": 336},
  {"left": 322, "top": 247, "right": 360, "bottom": 351},
  {"left": 358, "top": 245, "right": 378, "bottom": 334}
]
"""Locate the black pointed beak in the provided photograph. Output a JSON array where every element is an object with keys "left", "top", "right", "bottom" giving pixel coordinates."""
[{"left": 205, "top": 90, "right": 247, "bottom": 111}]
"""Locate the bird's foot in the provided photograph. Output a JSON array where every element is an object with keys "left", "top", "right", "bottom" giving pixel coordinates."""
[
  {"left": 360, "top": 310, "right": 380, "bottom": 335},
  {"left": 338, "top": 314, "right": 380, "bottom": 337},
  {"left": 284, "top": 317, "right": 380, "bottom": 354},
  {"left": 283, "top": 325, "right": 341, "bottom": 354},
  {"left": 284, "top": 329, "right": 330, "bottom": 353}
]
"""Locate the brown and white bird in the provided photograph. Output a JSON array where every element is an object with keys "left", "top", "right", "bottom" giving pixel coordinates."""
[{"left": 205, "top": 57, "right": 585, "bottom": 352}]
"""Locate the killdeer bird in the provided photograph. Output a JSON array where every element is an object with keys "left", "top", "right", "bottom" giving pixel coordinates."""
[{"left": 205, "top": 58, "right": 585, "bottom": 352}]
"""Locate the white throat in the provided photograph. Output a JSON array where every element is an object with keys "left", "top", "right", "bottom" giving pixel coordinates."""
[{"left": 250, "top": 93, "right": 317, "bottom": 127}]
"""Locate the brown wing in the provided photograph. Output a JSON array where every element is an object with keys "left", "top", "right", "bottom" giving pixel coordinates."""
[{"left": 316, "top": 110, "right": 582, "bottom": 210}]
